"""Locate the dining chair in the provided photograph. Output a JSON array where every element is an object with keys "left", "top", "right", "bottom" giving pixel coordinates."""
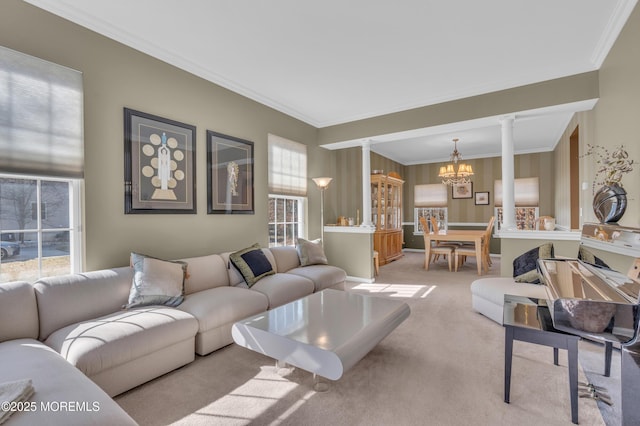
[
  {"left": 454, "top": 216, "right": 495, "bottom": 273},
  {"left": 428, "top": 216, "right": 462, "bottom": 261},
  {"left": 420, "top": 217, "right": 455, "bottom": 271}
]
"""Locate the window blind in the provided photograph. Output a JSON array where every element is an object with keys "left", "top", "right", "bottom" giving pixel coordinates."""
[
  {"left": 0, "top": 46, "right": 84, "bottom": 178},
  {"left": 414, "top": 183, "right": 448, "bottom": 207},
  {"left": 494, "top": 177, "right": 539, "bottom": 206},
  {"left": 268, "top": 134, "right": 307, "bottom": 196}
]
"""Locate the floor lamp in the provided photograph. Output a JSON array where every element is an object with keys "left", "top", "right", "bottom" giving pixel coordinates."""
[{"left": 312, "top": 177, "right": 332, "bottom": 245}]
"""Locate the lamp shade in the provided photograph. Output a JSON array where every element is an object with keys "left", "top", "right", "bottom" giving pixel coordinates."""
[{"left": 312, "top": 177, "right": 332, "bottom": 189}]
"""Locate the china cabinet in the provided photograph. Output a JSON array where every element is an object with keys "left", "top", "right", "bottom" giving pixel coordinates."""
[{"left": 371, "top": 173, "right": 404, "bottom": 265}]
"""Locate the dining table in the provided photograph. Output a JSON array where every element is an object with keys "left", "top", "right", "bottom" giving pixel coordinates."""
[{"left": 424, "top": 229, "right": 488, "bottom": 275}]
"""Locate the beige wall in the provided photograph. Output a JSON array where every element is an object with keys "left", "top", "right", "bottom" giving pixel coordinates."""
[
  {"left": 592, "top": 3, "right": 640, "bottom": 228},
  {"left": 324, "top": 231, "right": 374, "bottom": 280},
  {"left": 553, "top": 111, "right": 596, "bottom": 229},
  {"left": 2, "top": 0, "right": 639, "bottom": 273},
  {"left": 0, "top": 0, "right": 324, "bottom": 270},
  {"left": 403, "top": 152, "right": 555, "bottom": 224},
  {"left": 318, "top": 72, "right": 600, "bottom": 146},
  {"left": 331, "top": 149, "right": 405, "bottom": 224},
  {"left": 335, "top": 150, "right": 555, "bottom": 227}
]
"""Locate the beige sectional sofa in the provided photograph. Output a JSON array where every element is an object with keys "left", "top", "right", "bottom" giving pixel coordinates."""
[{"left": 0, "top": 246, "right": 346, "bottom": 425}]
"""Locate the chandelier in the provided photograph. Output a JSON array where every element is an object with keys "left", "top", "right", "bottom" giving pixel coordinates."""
[{"left": 438, "top": 138, "right": 474, "bottom": 185}]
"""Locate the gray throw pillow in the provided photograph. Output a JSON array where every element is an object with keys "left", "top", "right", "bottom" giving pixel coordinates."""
[
  {"left": 296, "top": 238, "right": 328, "bottom": 266},
  {"left": 513, "top": 243, "right": 554, "bottom": 284},
  {"left": 229, "top": 244, "right": 275, "bottom": 287},
  {"left": 125, "top": 252, "right": 187, "bottom": 308},
  {"left": 577, "top": 246, "right": 611, "bottom": 269}
]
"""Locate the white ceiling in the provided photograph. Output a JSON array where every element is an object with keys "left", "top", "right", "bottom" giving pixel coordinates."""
[{"left": 24, "top": 0, "right": 637, "bottom": 165}]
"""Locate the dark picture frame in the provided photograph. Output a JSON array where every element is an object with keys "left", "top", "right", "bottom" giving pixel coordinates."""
[
  {"left": 207, "top": 130, "right": 254, "bottom": 214},
  {"left": 475, "top": 191, "right": 490, "bottom": 205},
  {"left": 124, "top": 108, "right": 196, "bottom": 214},
  {"left": 452, "top": 182, "right": 473, "bottom": 199}
]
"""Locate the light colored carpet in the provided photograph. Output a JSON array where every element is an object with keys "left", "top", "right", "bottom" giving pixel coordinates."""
[
  {"left": 579, "top": 341, "right": 621, "bottom": 426},
  {"left": 115, "top": 252, "right": 605, "bottom": 426}
]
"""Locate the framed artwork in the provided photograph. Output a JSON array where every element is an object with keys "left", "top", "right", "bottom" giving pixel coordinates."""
[
  {"left": 124, "top": 108, "right": 196, "bottom": 214},
  {"left": 207, "top": 130, "right": 254, "bottom": 214},
  {"left": 452, "top": 182, "right": 473, "bottom": 199},
  {"left": 475, "top": 191, "right": 490, "bottom": 205}
]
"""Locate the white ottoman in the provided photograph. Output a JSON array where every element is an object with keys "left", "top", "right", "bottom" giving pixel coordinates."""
[{"left": 470, "top": 277, "right": 549, "bottom": 325}]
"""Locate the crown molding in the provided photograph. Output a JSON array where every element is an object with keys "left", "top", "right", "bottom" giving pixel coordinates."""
[{"left": 590, "top": 0, "right": 638, "bottom": 67}]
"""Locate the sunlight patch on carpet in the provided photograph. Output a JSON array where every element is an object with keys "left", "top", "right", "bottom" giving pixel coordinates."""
[
  {"left": 271, "top": 390, "right": 315, "bottom": 425},
  {"left": 350, "top": 283, "right": 436, "bottom": 298},
  {"left": 184, "top": 366, "right": 299, "bottom": 424}
]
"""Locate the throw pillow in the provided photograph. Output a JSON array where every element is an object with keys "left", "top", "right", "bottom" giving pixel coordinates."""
[
  {"left": 577, "top": 246, "right": 611, "bottom": 269},
  {"left": 229, "top": 244, "right": 275, "bottom": 287},
  {"left": 513, "top": 243, "right": 554, "bottom": 284},
  {"left": 125, "top": 252, "right": 187, "bottom": 309},
  {"left": 296, "top": 238, "right": 328, "bottom": 266}
]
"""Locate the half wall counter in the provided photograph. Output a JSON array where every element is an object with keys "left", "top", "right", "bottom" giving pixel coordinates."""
[
  {"left": 324, "top": 226, "right": 375, "bottom": 282},
  {"left": 497, "top": 229, "right": 581, "bottom": 277}
]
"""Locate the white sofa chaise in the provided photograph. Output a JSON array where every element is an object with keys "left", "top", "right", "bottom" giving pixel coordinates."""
[
  {"left": 0, "top": 281, "right": 137, "bottom": 425},
  {"left": 470, "top": 277, "right": 548, "bottom": 325}
]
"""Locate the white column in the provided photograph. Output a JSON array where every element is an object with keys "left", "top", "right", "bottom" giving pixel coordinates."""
[
  {"left": 500, "top": 115, "right": 516, "bottom": 230},
  {"left": 361, "top": 139, "right": 374, "bottom": 227}
]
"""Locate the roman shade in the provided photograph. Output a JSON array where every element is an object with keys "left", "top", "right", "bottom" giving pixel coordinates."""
[
  {"left": 268, "top": 134, "right": 307, "bottom": 196},
  {"left": 0, "top": 46, "right": 84, "bottom": 178},
  {"left": 414, "top": 183, "right": 448, "bottom": 207},
  {"left": 494, "top": 177, "right": 539, "bottom": 207}
]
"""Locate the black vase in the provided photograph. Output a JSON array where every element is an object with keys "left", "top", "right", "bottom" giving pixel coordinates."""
[{"left": 593, "top": 183, "right": 627, "bottom": 224}]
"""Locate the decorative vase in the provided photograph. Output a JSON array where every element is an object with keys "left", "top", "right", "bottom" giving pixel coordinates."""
[{"left": 593, "top": 183, "right": 627, "bottom": 224}]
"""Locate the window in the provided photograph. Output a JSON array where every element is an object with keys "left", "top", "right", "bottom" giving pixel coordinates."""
[
  {"left": 268, "top": 134, "right": 307, "bottom": 247},
  {"left": 0, "top": 46, "right": 84, "bottom": 284},
  {"left": 414, "top": 207, "right": 448, "bottom": 234},
  {"left": 0, "top": 175, "right": 82, "bottom": 283},
  {"left": 494, "top": 177, "right": 540, "bottom": 230},
  {"left": 414, "top": 183, "right": 448, "bottom": 234},
  {"left": 268, "top": 195, "right": 306, "bottom": 247}
]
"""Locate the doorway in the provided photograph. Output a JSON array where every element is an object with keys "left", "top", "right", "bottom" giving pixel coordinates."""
[{"left": 569, "top": 127, "right": 580, "bottom": 230}]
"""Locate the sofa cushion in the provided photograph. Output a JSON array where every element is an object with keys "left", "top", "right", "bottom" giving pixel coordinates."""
[
  {"left": 513, "top": 243, "right": 554, "bottom": 284},
  {"left": 34, "top": 267, "right": 133, "bottom": 341},
  {"left": 0, "top": 339, "right": 137, "bottom": 425},
  {"left": 178, "top": 286, "right": 269, "bottom": 334},
  {"left": 296, "top": 238, "right": 328, "bottom": 266},
  {"left": 44, "top": 307, "right": 198, "bottom": 378},
  {"left": 229, "top": 244, "right": 275, "bottom": 287},
  {"left": 180, "top": 254, "right": 229, "bottom": 294},
  {"left": 0, "top": 281, "right": 38, "bottom": 342},
  {"left": 249, "top": 273, "right": 315, "bottom": 308},
  {"left": 286, "top": 265, "right": 346, "bottom": 292},
  {"left": 269, "top": 245, "right": 301, "bottom": 273},
  {"left": 126, "top": 252, "right": 187, "bottom": 308}
]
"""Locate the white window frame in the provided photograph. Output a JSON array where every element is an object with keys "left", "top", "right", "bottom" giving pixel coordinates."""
[
  {"left": 268, "top": 194, "right": 307, "bottom": 247},
  {"left": 414, "top": 207, "right": 448, "bottom": 235},
  {"left": 0, "top": 173, "right": 83, "bottom": 282}
]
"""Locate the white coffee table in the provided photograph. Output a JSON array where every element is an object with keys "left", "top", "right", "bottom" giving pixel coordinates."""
[{"left": 231, "top": 289, "right": 410, "bottom": 381}]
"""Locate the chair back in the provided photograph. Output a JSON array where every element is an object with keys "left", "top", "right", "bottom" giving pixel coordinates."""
[
  {"left": 483, "top": 216, "right": 496, "bottom": 246},
  {"left": 419, "top": 217, "right": 430, "bottom": 235},
  {"left": 484, "top": 216, "right": 495, "bottom": 241},
  {"left": 429, "top": 216, "right": 439, "bottom": 234}
]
